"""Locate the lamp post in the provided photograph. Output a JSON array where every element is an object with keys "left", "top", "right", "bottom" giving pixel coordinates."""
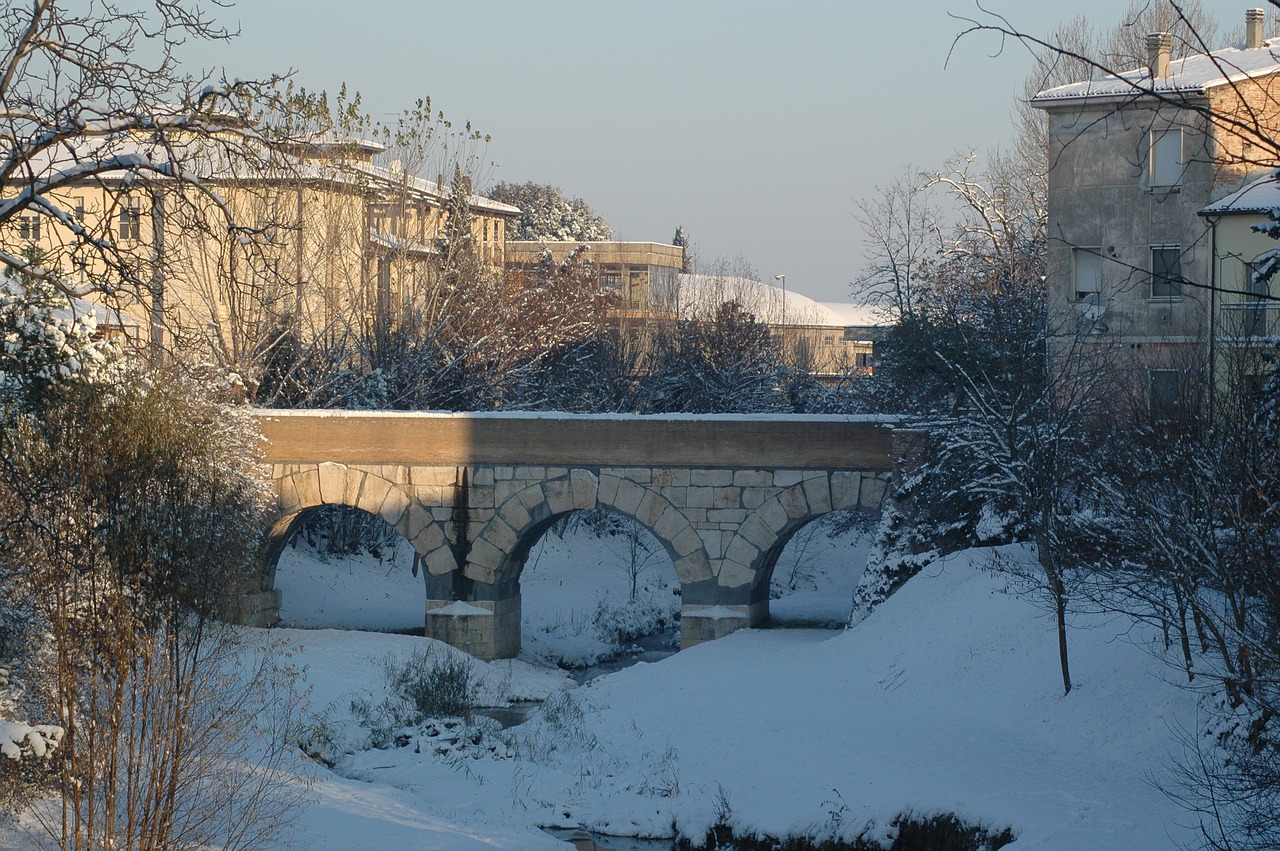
[{"left": 774, "top": 273, "right": 786, "bottom": 324}]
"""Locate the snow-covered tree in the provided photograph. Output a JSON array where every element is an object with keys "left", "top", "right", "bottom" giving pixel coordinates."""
[
  {"left": 486, "top": 181, "right": 612, "bottom": 242},
  {"left": 635, "top": 300, "right": 789, "bottom": 414},
  {"left": 0, "top": 365, "right": 305, "bottom": 849},
  {"left": 0, "top": 258, "right": 120, "bottom": 412}
]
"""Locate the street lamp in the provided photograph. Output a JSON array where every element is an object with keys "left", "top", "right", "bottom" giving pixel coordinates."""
[{"left": 774, "top": 274, "right": 786, "bottom": 324}]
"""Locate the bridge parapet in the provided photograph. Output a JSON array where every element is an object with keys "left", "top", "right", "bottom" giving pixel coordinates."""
[{"left": 246, "top": 411, "right": 903, "bottom": 659}]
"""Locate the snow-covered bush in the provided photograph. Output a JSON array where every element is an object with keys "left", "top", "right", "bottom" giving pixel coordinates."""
[
  {"left": 350, "top": 646, "right": 479, "bottom": 748},
  {"left": 0, "top": 365, "right": 306, "bottom": 848},
  {"left": 0, "top": 271, "right": 120, "bottom": 411}
]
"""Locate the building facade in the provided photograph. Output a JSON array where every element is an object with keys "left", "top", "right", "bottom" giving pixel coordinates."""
[
  {"left": 3, "top": 131, "right": 520, "bottom": 372},
  {"left": 1032, "top": 10, "right": 1280, "bottom": 417}
]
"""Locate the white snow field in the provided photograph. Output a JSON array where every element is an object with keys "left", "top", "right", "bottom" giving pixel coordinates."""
[{"left": 2, "top": 523, "right": 1204, "bottom": 850}]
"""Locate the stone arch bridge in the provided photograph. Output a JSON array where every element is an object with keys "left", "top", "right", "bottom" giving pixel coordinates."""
[{"left": 243, "top": 411, "right": 917, "bottom": 660}]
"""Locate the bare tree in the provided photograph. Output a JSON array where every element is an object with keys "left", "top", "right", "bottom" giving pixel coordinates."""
[
  {"left": 0, "top": 1, "right": 289, "bottom": 305},
  {"left": 851, "top": 168, "right": 944, "bottom": 321}
]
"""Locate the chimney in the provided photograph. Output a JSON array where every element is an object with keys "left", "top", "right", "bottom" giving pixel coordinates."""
[
  {"left": 1247, "top": 8, "right": 1266, "bottom": 49},
  {"left": 1148, "top": 32, "right": 1173, "bottom": 79}
]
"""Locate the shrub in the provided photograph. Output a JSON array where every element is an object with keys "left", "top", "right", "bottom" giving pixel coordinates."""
[
  {"left": 351, "top": 645, "right": 478, "bottom": 748},
  {"left": 673, "top": 808, "right": 1016, "bottom": 851}
]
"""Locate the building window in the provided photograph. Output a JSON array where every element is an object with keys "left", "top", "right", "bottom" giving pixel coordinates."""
[
  {"left": 1150, "top": 127, "right": 1183, "bottom": 187},
  {"left": 1072, "top": 247, "right": 1102, "bottom": 300},
  {"left": 1151, "top": 246, "right": 1182, "bottom": 299},
  {"left": 369, "top": 202, "right": 392, "bottom": 237},
  {"left": 600, "top": 266, "right": 621, "bottom": 291},
  {"left": 1150, "top": 368, "right": 1181, "bottom": 422},
  {"left": 628, "top": 268, "right": 647, "bottom": 307},
  {"left": 74, "top": 198, "right": 85, "bottom": 222},
  {"left": 17, "top": 214, "right": 40, "bottom": 242},
  {"left": 118, "top": 203, "right": 141, "bottom": 241}
]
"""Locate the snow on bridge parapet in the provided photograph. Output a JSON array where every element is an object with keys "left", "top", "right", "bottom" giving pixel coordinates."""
[{"left": 242, "top": 410, "right": 921, "bottom": 660}]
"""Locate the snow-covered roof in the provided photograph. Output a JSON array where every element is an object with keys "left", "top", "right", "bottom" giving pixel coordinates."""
[
  {"left": 342, "top": 161, "right": 520, "bottom": 216},
  {"left": 370, "top": 230, "right": 438, "bottom": 256},
  {"left": 817, "top": 301, "right": 884, "bottom": 326},
  {"left": 9, "top": 131, "right": 519, "bottom": 216},
  {"left": 1200, "top": 170, "right": 1280, "bottom": 215},
  {"left": 1033, "top": 41, "right": 1280, "bottom": 104},
  {"left": 677, "top": 274, "right": 879, "bottom": 328}
]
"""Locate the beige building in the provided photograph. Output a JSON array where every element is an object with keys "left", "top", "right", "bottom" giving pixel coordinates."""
[
  {"left": 1200, "top": 173, "right": 1280, "bottom": 413},
  {"left": 505, "top": 240, "right": 683, "bottom": 316},
  {"left": 505, "top": 241, "right": 874, "bottom": 380},
  {"left": 4, "top": 131, "right": 519, "bottom": 374},
  {"left": 1032, "top": 10, "right": 1280, "bottom": 417}
]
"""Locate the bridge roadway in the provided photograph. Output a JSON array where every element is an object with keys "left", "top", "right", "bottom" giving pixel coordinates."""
[{"left": 242, "top": 410, "right": 916, "bottom": 659}]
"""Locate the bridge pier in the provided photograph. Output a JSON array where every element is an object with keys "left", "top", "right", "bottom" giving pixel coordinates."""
[{"left": 423, "top": 572, "right": 521, "bottom": 660}]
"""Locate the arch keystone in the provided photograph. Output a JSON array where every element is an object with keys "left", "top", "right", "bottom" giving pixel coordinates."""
[
  {"left": 542, "top": 479, "right": 573, "bottom": 514},
  {"left": 357, "top": 475, "right": 394, "bottom": 516},
  {"left": 802, "top": 475, "right": 832, "bottom": 514},
  {"left": 317, "top": 462, "right": 348, "bottom": 504},
  {"left": 832, "top": 471, "right": 863, "bottom": 511},
  {"left": 276, "top": 474, "right": 303, "bottom": 514},
  {"left": 570, "top": 469, "right": 599, "bottom": 510},
  {"left": 292, "top": 467, "right": 322, "bottom": 509}
]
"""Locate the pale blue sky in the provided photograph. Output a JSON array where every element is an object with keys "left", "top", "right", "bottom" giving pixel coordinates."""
[{"left": 182, "top": 1, "right": 1254, "bottom": 303}]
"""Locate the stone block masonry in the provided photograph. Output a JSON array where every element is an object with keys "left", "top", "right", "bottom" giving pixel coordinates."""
[{"left": 245, "top": 411, "right": 905, "bottom": 660}]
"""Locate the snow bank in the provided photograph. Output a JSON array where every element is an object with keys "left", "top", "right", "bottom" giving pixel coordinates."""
[{"left": 541, "top": 545, "right": 1200, "bottom": 848}]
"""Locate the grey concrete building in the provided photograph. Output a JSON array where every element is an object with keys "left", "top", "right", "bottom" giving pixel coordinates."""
[{"left": 1032, "top": 10, "right": 1280, "bottom": 418}]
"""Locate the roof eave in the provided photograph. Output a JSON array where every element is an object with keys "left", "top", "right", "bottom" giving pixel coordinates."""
[{"left": 1031, "top": 88, "right": 1209, "bottom": 111}]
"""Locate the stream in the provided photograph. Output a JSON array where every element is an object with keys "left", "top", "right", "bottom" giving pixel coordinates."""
[
  {"left": 474, "top": 629, "right": 681, "bottom": 850},
  {"left": 475, "top": 628, "right": 679, "bottom": 728}
]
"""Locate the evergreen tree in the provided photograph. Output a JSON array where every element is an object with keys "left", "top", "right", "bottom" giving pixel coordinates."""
[{"left": 672, "top": 226, "right": 691, "bottom": 272}]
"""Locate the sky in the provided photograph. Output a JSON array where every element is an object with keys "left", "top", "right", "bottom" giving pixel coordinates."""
[{"left": 180, "top": 1, "right": 1257, "bottom": 304}]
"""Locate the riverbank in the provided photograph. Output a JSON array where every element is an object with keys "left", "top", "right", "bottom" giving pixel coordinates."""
[
  {"left": 253, "top": 538, "right": 1199, "bottom": 849},
  {"left": 0, "top": 532, "right": 1204, "bottom": 850}
]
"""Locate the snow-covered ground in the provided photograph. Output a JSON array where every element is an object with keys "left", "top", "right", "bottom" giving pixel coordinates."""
[{"left": 3, "top": 521, "right": 1204, "bottom": 850}]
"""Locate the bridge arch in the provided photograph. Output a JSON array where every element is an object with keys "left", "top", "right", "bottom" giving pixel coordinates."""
[
  {"left": 259, "top": 461, "right": 455, "bottom": 597},
  {"left": 470, "top": 470, "right": 711, "bottom": 589},
  {"left": 719, "top": 472, "right": 887, "bottom": 585}
]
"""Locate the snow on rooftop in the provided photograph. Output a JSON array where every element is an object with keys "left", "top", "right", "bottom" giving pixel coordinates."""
[
  {"left": 818, "top": 301, "right": 884, "bottom": 326},
  {"left": 1200, "top": 170, "right": 1280, "bottom": 214},
  {"left": 1033, "top": 41, "right": 1280, "bottom": 103},
  {"left": 678, "top": 274, "right": 879, "bottom": 327}
]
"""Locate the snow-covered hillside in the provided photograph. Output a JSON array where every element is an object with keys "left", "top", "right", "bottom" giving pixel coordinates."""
[
  {"left": 264, "top": 534, "right": 1199, "bottom": 849},
  {"left": 2, "top": 530, "right": 1203, "bottom": 850}
]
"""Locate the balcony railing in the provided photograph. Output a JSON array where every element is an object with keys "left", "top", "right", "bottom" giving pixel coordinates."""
[{"left": 1221, "top": 301, "right": 1278, "bottom": 338}]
